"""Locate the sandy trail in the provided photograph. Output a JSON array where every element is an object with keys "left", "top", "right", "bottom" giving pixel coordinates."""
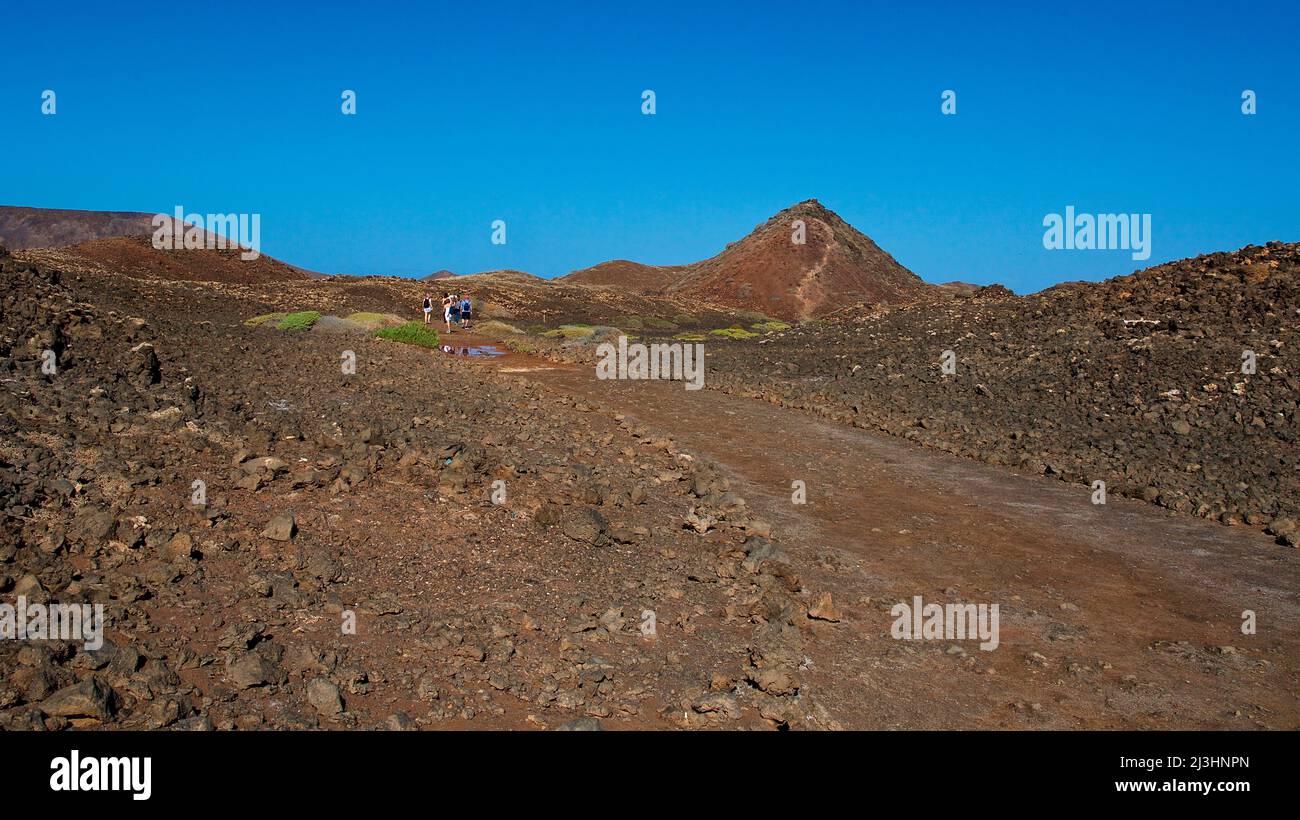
[{"left": 453, "top": 335, "right": 1300, "bottom": 728}]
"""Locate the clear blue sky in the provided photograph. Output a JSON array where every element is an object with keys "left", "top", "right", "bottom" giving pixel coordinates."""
[{"left": 3, "top": 0, "right": 1297, "bottom": 292}]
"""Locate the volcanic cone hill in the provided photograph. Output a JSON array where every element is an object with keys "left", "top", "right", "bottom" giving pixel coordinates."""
[
  {"left": 562, "top": 200, "right": 931, "bottom": 320},
  {"left": 664, "top": 199, "right": 930, "bottom": 320}
]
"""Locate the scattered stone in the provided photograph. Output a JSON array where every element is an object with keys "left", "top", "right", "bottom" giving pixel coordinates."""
[
  {"left": 262, "top": 511, "right": 296, "bottom": 541},
  {"left": 307, "top": 678, "right": 343, "bottom": 716},
  {"left": 556, "top": 716, "right": 604, "bottom": 731}
]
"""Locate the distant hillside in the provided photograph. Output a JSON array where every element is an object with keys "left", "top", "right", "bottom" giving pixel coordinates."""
[
  {"left": 561, "top": 260, "right": 690, "bottom": 293},
  {"left": 0, "top": 205, "right": 157, "bottom": 250},
  {"left": 18, "top": 235, "right": 314, "bottom": 284}
]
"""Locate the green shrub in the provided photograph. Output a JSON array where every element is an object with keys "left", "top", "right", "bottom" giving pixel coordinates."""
[
  {"left": 276, "top": 311, "right": 321, "bottom": 331},
  {"left": 375, "top": 322, "right": 441, "bottom": 348},
  {"left": 542, "top": 324, "right": 595, "bottom": 340},
  {"left": 244, "top": 312, "right": 285, "bottom": 327},
  {"left": 502, "top": 337, "right": 537, "bottom": 354},
  {"left": 750, "top": 320, "right": 791, "bottom": 333},
  {"left": 610, "top": 315, "right": 676, "bottom": 332},
  {"left": 709, "top": 326, "right": 759, "bottom": 340}
]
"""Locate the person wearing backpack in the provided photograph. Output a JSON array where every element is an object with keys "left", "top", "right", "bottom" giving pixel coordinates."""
[{"left": 459, "top": 294, "right": 472, "bottom": 329}]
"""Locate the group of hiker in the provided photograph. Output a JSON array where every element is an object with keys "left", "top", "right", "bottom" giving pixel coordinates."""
[{"left": 423, "top": 291, "right": 472, "bottom": 332}]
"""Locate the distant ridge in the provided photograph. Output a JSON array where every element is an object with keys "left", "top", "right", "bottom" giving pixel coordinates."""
[{"left": 0, "top": 205, "right": 157, "bottom": 250}]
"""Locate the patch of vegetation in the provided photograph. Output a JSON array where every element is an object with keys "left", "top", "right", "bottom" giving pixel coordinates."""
[
  {"left": 709, "top": 325, "right": 760, "bottom": 340},
  {"left": 374, "top": 322, "right": 441, "bottom": 348},
  {"left": 672, "top": 332, "right": 706, "bottom": 342},
  {"left": 244, "top": 312, "right": 285, "bottom": 327},
  {"left": 501, "top": 337, "right": 538, "bottom": 354},
  {"left": 611, "top": 315, "right": 678, "bottom": 332},
  {"left": 275, "top": 311, "right": 321, "bottom": 331},
  {"left": 475, "top": 319, "right": 523, "bottom": 336},
  {"left": 344, "top": 312, "right": 398, "bottom": 329},
  {"left": 750, "top": 320, "right": 792, "bottom": 333},
  {"left": 542, "top": 324, "right": 596, "bottom": 340}
]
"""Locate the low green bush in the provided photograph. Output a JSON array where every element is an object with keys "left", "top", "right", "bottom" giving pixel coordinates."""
[
  {"left": 276, "top": 311, "right": 321, "bottom": 331},
  {"left": 709, "top": 326, "right": 759, "bottom": 340},
  {"left": 374, "top": 322, "right": 441, "bottom": 348}
]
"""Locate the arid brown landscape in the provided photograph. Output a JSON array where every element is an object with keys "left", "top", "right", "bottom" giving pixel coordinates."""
[{"left": 1, "top": 202, "right": 1295, "bottom": 732}]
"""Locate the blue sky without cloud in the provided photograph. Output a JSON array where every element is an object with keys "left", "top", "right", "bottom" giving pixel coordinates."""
[{"left": 2, "top": 0, "right": 1297, "bottom": 293}]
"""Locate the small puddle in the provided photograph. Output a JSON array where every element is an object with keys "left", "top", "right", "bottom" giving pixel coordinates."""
[{"left": 440, "top": 343, "right": 505, "bottom": 357}]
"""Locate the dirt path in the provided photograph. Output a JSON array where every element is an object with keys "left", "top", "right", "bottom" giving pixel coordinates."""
[{"left": 451, "top": 335, "right": 1300, "bottom": 729}]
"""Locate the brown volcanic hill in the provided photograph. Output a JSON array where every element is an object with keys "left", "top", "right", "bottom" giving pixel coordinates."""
[
  {"left": 935, "top": 281, "right": 1016, "bottom": 299},
  {"left": 18, "top": 234, "right": 313, "bottom": 284},
  {"left": 559, "top": 200, "right": 931, "bottom": 320},
  {"left": 561, "top": 259, "right": 689, "bottom": 293},
  {"left": 936, "top": 281, "right": 982, "bottom": 297},
  {"left": 664, "top": 200, "right": 930, "bottom": 320},
  {"left": 423, "top": 269, "right": 458, "bottom": 281},
  {"left": 0, "top": 205, "right": 159, "bottom": 250},
  {"left": 459, "top": 269, "right": 549, "bottom": 286}
]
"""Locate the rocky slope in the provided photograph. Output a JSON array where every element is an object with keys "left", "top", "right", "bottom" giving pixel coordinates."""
[
  {"left": 695, "top": 242, "right": 1299, "bottom": 541},
  {"left": 0, "top": 245, "right": 829, "bottom": 730},
  {"left": 21, "top": 236, "right": 313, "bottom": 285}
]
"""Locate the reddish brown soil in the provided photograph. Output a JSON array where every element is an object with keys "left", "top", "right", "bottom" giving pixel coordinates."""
[
  {"left": 21, "top": 236, "right": 313, "bottom": 285},
  {"left": 482, "top": 338, "right": 1300, "bottom": 729}
]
